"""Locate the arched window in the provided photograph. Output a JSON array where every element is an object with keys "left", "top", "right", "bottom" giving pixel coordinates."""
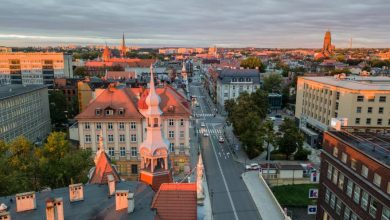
[{"left": 153, "top": 118, "right": 159, "bottom": 127}]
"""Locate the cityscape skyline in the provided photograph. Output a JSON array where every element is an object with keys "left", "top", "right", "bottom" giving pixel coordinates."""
[{"left": 0, "top": 0, "right": 389, "bottom": 48}]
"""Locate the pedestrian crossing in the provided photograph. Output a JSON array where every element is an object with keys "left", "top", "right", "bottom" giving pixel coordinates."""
[
  {"left": 196, "top": 128, "right": 223, "bottom": 135},
  {"left": 193, "top": 113, "right": 215, "bottom": 118}
]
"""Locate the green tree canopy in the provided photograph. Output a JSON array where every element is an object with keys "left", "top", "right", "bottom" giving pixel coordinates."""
[
  {"left": 49, "top": 90, "right": 68, "bottom": 128},
  {"left": 240, "top": 57, "right": 266, "bottom": 72},
  {"left": 74, "top": 66, "right": 87, "bottom": 77},
  {"left": 276, "top": 118, "right": 304, "bottom": 157},
  {"left": 262, "top": 74, "right": 283, "bottom": 93}
]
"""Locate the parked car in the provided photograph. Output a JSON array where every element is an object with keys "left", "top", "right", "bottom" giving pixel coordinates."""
[
  {"left": 203, "top": 132, "right": 209, "bottom": 137},
  {"left": 246, "top": 163, "right": 260, "bottom": 170},
  {"left": 201, "top": 122, "right": 206, "bottom": 127},
  {"left": 218, "top": 136, "right": 224, "bottom": 143}
]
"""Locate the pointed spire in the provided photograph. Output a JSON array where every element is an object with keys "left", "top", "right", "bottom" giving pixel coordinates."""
[
  {"left": 196, "top": 154, "right": 205, "bottom": 203},
  {"left": 149, "top": 64, "right": 155, "bottom": 91},
  {"left": 182, "top": 61, "right": 186, "bottom": 72},
  {"left": 94, "top": 130, "right": 105, "bottom": 165}
]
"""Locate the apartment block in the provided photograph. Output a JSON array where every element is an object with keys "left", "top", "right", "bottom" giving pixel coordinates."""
[{"left": 295, "top": 75, "right": 390, "bottom": 147}]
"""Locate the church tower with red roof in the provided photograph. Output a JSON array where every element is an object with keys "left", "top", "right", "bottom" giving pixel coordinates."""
[
  {"left": 120, "top": 33, "right": 126, "bottom": 58},
  {"left": 139, "top": 65, "right": 172, "bottom": 191}
]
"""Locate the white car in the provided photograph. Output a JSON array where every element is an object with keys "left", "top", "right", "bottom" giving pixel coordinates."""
[
  {"left": 218, "top": 136, "right": 225, "bottom": 143},
  {"left": 203, "top": 132, "right": 209, "bottom": 137},
  {"left": 200, "top": 122, "right": 206, "bottom": 127}
]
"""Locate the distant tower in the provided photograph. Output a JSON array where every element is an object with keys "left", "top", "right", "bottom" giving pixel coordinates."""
[
  {"left": 181, "top": 61, "right": 188, "bottom": 82},
  {"left": 121, "top": 33, "right": 126, "bottom": 58},
  {"left": 322, "top": 31, "right": 333, "bottom": 57},
  {"left": 102, "top": 43, "right": 111, "bottom": 61},
  {"left": 139, "top": 65, "right": 172, "bottom": 191},
  {"left": 349, "top": 38, "right": 353, "bottom": 49}
]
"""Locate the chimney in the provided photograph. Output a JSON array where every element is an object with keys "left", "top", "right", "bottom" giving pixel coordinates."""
[
  {"left": 107, "top": 174, "right": 115, "bottom": 196},
  {"left": 69, "top": 183, "right": 84, "bottom": 202},
  {"left": 115, "top": 190, "right": 129, "bottom": 211},
  {"left": 0, "top": 212, "right": 11, "bottom": 220},
  {"left": 45, "top": 198, "right": 64, "bottom": 220},
  {"left": 128, "top": 193, "right": 135, "bottom": 213},
  {"left": 15, "top": 192, "right": 36, "bottom": 212}
]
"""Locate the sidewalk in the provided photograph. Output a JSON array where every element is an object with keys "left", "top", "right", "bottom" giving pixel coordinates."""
[{"left": 242, "top": 171, "right": 289, "bottom": 220}]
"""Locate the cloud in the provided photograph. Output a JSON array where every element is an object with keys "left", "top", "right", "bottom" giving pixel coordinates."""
[{"left": 0, "top": 0, "right": 389, "bottom": 47}]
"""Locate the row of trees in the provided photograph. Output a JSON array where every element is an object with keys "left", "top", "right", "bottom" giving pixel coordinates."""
[{"left": 0, "top": 132, "right": 93, "bottom": 196}]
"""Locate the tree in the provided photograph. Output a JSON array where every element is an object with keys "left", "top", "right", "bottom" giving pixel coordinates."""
[
  {"left": 260, "top": 120, "right": 276, "bottom": 159},
  {"left": 262, "top": 74, "right": 283, "bottom": 93},
  {"left": 240, "top": 57, "right": 266, "bottom": 72},
  {"left": 49, "top": 90, "right": 68, "bottom": 128},
  {"left": 68, "top": 96, "right": 79, "bottom": 119},
  {"left": 74, "top": 66, "right": 87, "bottom": 77},
  {"left": 276, "top": 118, "right": 304, "bottom": 158}
]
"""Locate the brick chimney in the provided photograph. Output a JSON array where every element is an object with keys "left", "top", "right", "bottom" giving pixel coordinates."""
[
  {"left": 46, "top": 198, "right": 64, "bottom": 220},
  {"left": 115, "top": 190, "right": 128, "bottom": 211},
  {"left": 107, "top": 174, "right": 115, "bottom": 196},
  {"left": 0, "top": 212, "right": 11, "bottom": 220},
  {"left": 69, "top": 183, "right": 84, "bottom": 202},
  {"left": 15, "top": 192, "right": 36, "bottom": 212}
]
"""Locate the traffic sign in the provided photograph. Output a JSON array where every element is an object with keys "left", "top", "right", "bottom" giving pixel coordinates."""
[
  {"left": 307, "top": 205, "right": 317, "bottom": 214},
  {"left": 310, "top": 172, "right": 319, "bottom": 182},
  {"left": 308, "top": 188, "right": 318, "bottom": 199}
]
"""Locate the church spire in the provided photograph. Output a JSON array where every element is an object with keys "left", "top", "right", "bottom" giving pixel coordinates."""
[{"left": 121, "top": 32, "right": 126, "bottom": 58}]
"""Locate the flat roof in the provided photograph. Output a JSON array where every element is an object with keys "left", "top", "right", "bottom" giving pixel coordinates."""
[
  {"left": 301, "top": 76, "right": 390, "bottom": 91},
  {"left": 328, "top": 131, "right": 390, "bottom": 167},
  {"left": 0, "top": 84, "right": 47, "bottom": 100}
]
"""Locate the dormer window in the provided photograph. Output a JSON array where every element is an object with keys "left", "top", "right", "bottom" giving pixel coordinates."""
[
  {"left": 95, "top": 109, "right": 101, "bottom": 116},
  {"left": 106, "top": 109, "right": 114, "bottom": 116},
  {"left": 118, "top": 108, "right": 124, "bottom": 115}
]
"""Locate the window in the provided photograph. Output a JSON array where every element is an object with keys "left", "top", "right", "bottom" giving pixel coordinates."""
[
  {"left": 131, "top": 164, "right": 138, "bottom": 174},
  {"left": 96, "top": 134, "right": 100, "bottom": 142},
  {"left": 85, "top": 135, "right": 91, "bottom": 143},
  {"left": 108, "top": 147, "right": 114, "bottom": 157},
  {"left": 108, "top": 122, "right": 113, "bottom": 130},
  {"left": 96, "top": 122, "right": 102, "bottom": 130},
  {"left": 357, "top": 96, "right": 364, "bottom": 102},
  {"left": 361, "top": 191, "right": 369, "bottom": 211},
  {"left": 351, "top": 159, "right": 357, "bottom": 170},
  {"left": 369, "top": 199, "right": 378, "bottom": 218},
  {"left": 119, "top": 122, "right": 125, "bottom": 130},
  {"left": 119, "top": 134, "right": 125, "bottom": 142},
  {"left": 168, "top": 119, "right": 174, "bottom": 126},
  {"left": 335, "top": 102, "right": 339, "bottom": 110},
  {"left": 130, "top": 122, "right": 136, "bottom": 130},
  {"left": 379, "top": 96, "right": 386, "bottom": 102},
  {"left": 169, "top": 143, "right": 174, "bottom": 152},
  {"left": 368, "top": 107, "right": 373, "bottom": 113},
  {"left": 180, "top": 119, "right": 184, "bottom": 126},
  {"left": 168, "top": 131, "right": 174, "bottom": 138},
  {"left": 378, "top": 118, "right": 383, "bottom": 125},
  {"left": 388, "top": 182, "right": 390, "bottom": 194},
  {"left": 344, "top": 207, "right": 351, "bottom": 220},
  {"left": 361, "top": 165, "right": 368, "bottom": 178},
  {"left": 351, "top": 213, "right": 358, "bottom": 220},
  {"left": 325, "top": 188, "right": 330, "bottom": 204},
  {"left": 382, "top": 206, "right": 390, "bottom": 220},
  {"left": 333, "top": 147, "right": 339, "bottom": 157},
  {"left": 84, "top": 122, "right": 90, "bottom": 129},
  {"left": 353, "top": 185, "right": 361, "bottom": 204},
  {"left": 327, "top": 164, "right": 333, "bottom": 180},
  {"left": 180, "top": 131, "right": 184, "bottom": 138},
  {"left": 131, "top": 134, "right": 137, "bottom": 142},
  {"left": 106, "top": 109, "right": 114, "bottom": 115},
  {"left": 338, "top": 174, "right": 345, "bottom": 190},
  {"left": 224, "top": 93, "right": 228, "bottom": 97},
  {"left": 330, "top": 194, "right": 336, "bottom": 209},
  {"left": 336, "top": 92, "right": 340, "bottom": 100},
  {"left": 95, "top": 109, "right": 101, "bottom": 115},
  {"left": 341, "top": 152, "right": 348, "bottom": 163},
  {"left": 333, "top": 169, "right": 339, "bottom": 184},
  {"left": 336, "top": 199, "right": 342, "bottom": 215},
  {"left": 120, "top": 147, "right": 125, "bottom": 157},
  {"left": 366, "top": 118, "right": 371, "bottom": 125},
  {"left": 379, "top": 107, "right": 384, "bottom": 114},
  {"left": 108, "top": 134, "right": 114, "bottom": 142},
  {"left": 347, "top": 180, "right": 353, "bottom": 197},
  {"left": 355, "top": 118, "right": 360, "bottom": 124},
  {"left": 118, "top": 109, "right": 124, "bottom": 115},
  {"left": 368, "top": 96, "right": 375, "bottom": 102},
  {"left": 131, "top": 147, "right": 137, "bottom": 157},
  {"left": 356, "top": 107, "right": 362, "bottom": 113},
  {"left": 374, "top": 173, "right": 382, "bottom": 187}
]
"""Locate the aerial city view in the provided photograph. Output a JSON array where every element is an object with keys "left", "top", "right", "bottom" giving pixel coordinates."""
[{"left": 0, "top": 0, "right": 389, "bottom": 220}]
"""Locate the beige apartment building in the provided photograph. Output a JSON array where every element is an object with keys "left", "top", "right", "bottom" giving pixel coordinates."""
[
  {"left": 0, "top": 52, "right": 73, "bottom": 88},
  {"left": 295, "top": 75, "right": 390, "bottom": 147}
]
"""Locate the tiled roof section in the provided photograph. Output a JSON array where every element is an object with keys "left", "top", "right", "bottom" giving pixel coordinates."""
[
  {"left": 75, "top": 86, "right": 143, "bottom": 120},
  {"left": 89, "top": 152, "right": 120, "bottom": 184},
  {"left": 152, "top": 183, "right": 197, "bottom": 220},
  {"left": 218, "top": 68, "right": 260, "bottom": 84},
  {"left": 140, "top": 171, "right": 173, "bottom": 191},
  {"left": 105, "top": 71, "right": 136, "bottom": 80}
]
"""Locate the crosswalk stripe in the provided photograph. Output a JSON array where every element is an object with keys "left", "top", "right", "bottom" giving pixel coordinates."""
[{"left": 196, "top": 128, "right": 223, "bottom": 135}]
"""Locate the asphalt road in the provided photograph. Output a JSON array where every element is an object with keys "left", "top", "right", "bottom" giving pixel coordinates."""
[{"left": 189, "top": 75, "right": 261, "bottom": 220}]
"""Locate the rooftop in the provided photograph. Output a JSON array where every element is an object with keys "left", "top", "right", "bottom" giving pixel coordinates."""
[
  {"left": 327, "top": 131, "right": 390, "bottom": 167},
  {"left": 218, "top": 68, "right": 260, "bottom": 84},
  {"left": 301, "top": 76, "right": 390, "bottom": 91},
  {"left": 0, "top": 84, "right": 47, "bottom": 100}
]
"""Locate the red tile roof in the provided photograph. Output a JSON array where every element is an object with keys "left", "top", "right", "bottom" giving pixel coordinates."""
[
  {"left": 152, "top": 183, "right": 197, "bottom": 220},
  {"left": 89, "top": 152, "right": 120, "bottom": 184},
  {"left": 140, "top": 171, "right": 173, "bottom": 191}
]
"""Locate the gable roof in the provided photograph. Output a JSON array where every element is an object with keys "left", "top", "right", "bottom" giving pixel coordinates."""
[
  {"left": 151, "top": 183, "right": 197, "bottom": 220},
  {"left": 89, "top": 152, "right": 120, "bottom": 184}
]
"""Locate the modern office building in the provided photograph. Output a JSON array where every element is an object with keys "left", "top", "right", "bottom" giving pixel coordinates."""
[
  {"left": 0, "top": 52, "right": 73, "bottom": 88},
  {"left": 295, "top": 75, "right": 390, "bottom": 147},
  {"left": 0, "top": 84, "right": 51, "bottom": 143},
  {"left": 215, "top": 68, "right": 261, "bottom": 111},
  {"left": 75, "top": 81, "right": 191, "bottom": 181},
  {"left": 318, "top": 130, "right": 390, "bottom": 220}
]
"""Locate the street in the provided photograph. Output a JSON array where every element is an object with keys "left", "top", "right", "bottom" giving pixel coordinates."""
[{"left": 189, "top": 75, "right": 261, "bottom": 220}]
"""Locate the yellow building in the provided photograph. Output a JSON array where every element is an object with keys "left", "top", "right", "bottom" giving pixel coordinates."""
[{"left": 295, "top": 75, "right": 390, "bottom": 147}]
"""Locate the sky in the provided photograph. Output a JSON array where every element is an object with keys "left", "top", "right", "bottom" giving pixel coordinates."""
[{"left": 0, "top": 0, "right": 389, "bottom": 48}]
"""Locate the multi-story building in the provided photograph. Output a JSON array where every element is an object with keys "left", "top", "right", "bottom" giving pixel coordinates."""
[
  {"left": 216, "top": 68, "right": 261, "bottom": 111},
  {"left": 295, "top": 75, "right": 390, "bottom": 147},
  {"left": 54, "top": 78, "right": 79, "bottom": 107},
  {"left": 0, "top": 52, "right": 73, "bottom": 88},
  {"left": 0, "top": 84, "right": 51, "bottom": 143},
  {"left": 75, "top": 83, "right": 191, "bottom": 181},
  {"left": 318, "top": 130, "right": 390, "bottom": 220}
]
